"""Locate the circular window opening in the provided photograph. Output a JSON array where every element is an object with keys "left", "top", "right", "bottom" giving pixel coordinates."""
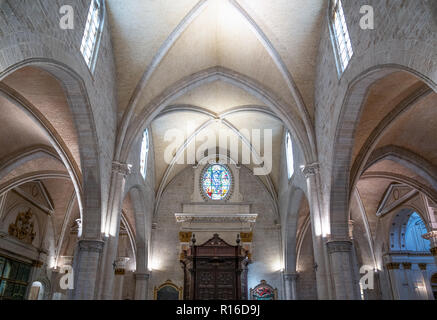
[{"left": 201, "top": 164, "right": 232, "bottom": 200}]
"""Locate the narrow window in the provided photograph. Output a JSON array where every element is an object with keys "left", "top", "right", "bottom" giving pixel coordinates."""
[
  {"left": 80, "top": 0, "right": 102, "bottom": 70},
  {"left": 140, "top": 129, "right": 149, "bottom": 180},
  {"left": 286, "top": 132, "right": 294, "bottom": 179},
  {"left": 330, "top": 0, "right": 353, "bottom": 74}
]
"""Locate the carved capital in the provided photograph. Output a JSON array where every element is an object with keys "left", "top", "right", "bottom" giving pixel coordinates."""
[
  {"left": 112, "top": 161, "right": 132, "bottom": 176},
  {"left": 385, "top": 262, "right": 400, "bottom": 270},
  {"left": 78, "top": 239, "right": 104, "bottom": 253},
  {"left": 326, "top": 240, "right": 352, "bottom": 254},
  {"left": 300, "top": 163, "right": 319, "bottom": 178},
  {"left": 135, "top": 272, "right": 150, "bottom": 281},
  {"left": 283, "top": 272, "right": 299, "bottom": 281},
  {"left": 402, "top": 262, "right": 412, "bottom": 270},
  {"left": 418, "top": 263, "right": 427, "bottom": 271}
]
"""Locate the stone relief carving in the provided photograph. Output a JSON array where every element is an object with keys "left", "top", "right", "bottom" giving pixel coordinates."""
[{"left": 8, "top": 209, "right": 36, "bottom": 244}]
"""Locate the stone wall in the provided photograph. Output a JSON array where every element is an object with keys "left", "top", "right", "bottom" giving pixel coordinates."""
[
  {"left": 296, "top": 223, "right": 317, "bottom": 300},
  {"left": 0, "top": 0, "right": 118, "bottom": 237},
  {"left": 314, "top": 0, "right": 437, "bottom": 237},
  {"left": 149, "top": 164, "right": 283, "bottom": 299}
]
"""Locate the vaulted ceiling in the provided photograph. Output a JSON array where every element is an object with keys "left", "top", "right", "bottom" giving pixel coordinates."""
[{"left": 107, "top": 0, "right": 326, "bottom": 195}]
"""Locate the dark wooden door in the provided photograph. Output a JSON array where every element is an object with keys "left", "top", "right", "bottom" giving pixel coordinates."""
[
  {"left": 195, "top": 258, "right": 237, "bottom": 300},
  {"left": 182, "top": 234, "right": 248, "bottom": 300}
]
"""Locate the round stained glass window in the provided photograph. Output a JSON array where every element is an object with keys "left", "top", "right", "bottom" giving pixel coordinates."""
[{"left": 201, "top": 164, "right": 232, "bottom": 200}]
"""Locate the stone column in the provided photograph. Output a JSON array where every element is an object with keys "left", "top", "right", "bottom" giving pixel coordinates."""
[
  {"left": 401, "top": 262, "right": 413, "bottom": 299},
  {"left": 283, "top": 272, "right": 299, "bottom": 300},
  {"left": 71, "top": 239, "right": 104, "bottom": 299},
  {"left": 98, "top": 161, "right": 131, "bottom": 300},
  {"left": 417, "top": 263, "right": 432, "bottom": 300},
  {"left": 326, "top": 240, "right": 360, "bottom": 299},
  {"left": 385, "top": 262, "right": 401, "bottom": 299},
  {"left": 301, "top": 163, "right": 330, "bottom": 299},
  {"left": 134, "top": 272, "right": 150, "bottom": 300}
]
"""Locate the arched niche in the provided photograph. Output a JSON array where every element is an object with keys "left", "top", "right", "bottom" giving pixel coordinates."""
[{"left": 389, "top": 208, "right": 430, "bottom": 253}]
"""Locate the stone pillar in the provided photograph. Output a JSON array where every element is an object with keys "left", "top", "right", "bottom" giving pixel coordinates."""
[
  {"left": 72, "top": 239, "right": 104, "bottom": 299},
  {"left": 326, "top": 240, "right": 360, "bottom": 299},
  {"left": 301, "top": 163, "right": 330, "bottom": 299},
  {"left": 283, "top": 272, "right": 299, "bottom": 300},
  {"left": 134, "top": 272, "right": 150, "bottom": 300},
  {"left": 98, "top": 161, "right": 131, "bottom": 300},
  {"left": 385, "top": 262, "right": 401, "bottom": 299}
]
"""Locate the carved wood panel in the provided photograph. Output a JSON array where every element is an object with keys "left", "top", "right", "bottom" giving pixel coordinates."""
[{"left": 182, "top": 234, "right": 248, "bottom": 300}]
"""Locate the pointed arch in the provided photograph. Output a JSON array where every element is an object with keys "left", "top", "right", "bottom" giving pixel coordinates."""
[
  {"left": 330, "top": 64, "right": 436, "bottom": 239},
  {"left": 0, "top": 59, "right": 101, "bottom": 238},
  {"left": 118, "top": 67, "right": 314, "bottom": 167}
]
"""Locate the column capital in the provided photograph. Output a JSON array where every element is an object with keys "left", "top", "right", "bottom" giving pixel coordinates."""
[
  {"left": 402, "top": 262, "right": 412, "bottom": 270},
  {"left": 418, "top": 263, "right": 427, "bottom": 271},
  {"left": 112, "top": 161, "right": 132, "bottom": 176},
  {"left": 78, "top": 239, "right": 105, "bottom": 253},
  {"left": 283, "top": 272, "right": 299, "bottom": 281},
  {"left": 135, "top": 272, "right": 150, "bottom": 280},
  {"left": 300, "top": 163, "right": 319, "bottom": 178},
  {"left": 385, "top": 262, "right": 400, "bottom": 270},
  {"left": 326, "top": 240, "right": 353, "bottom": 254}
]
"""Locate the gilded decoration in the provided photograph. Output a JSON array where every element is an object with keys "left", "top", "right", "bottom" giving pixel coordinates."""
[
  {"left": 179, "top": 231, "right": 192, "bottom": 243},
  {"left": 240, "top": 232, "right": 253, "bottom": 242},
  {"left": 8, "top": 209, "right": 36, "bottom": 244}
]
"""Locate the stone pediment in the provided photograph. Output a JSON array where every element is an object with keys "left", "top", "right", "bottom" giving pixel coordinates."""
[
  {"left": 13, "top": 181, "right": 54, "bottom": 215},
  {"left": 199, "top": 233, "right": 234, "bottom": 247},
  {"left": 376, "top": 183, "right": 418, "bottom": 216}
]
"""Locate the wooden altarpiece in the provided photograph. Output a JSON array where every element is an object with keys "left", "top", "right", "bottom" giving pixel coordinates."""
[{"left": 180, "top": 234, "right": 250, "bottom": 300}]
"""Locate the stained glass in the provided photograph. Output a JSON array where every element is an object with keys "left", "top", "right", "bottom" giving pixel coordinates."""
[{"left": 201, "top": 164, "right": 231, "bottom": 200}]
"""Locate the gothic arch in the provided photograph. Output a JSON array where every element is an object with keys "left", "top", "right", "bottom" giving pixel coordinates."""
[
  {"left": 388, "top": 207, "right": 430, "bottom": 252},
  {"left": 117, "top": 66, "right": 315, "bottom": 167},
  {"left": 0, "top": 146, "right": 61, "bottom": 181},
  {"left": 364, "top": 146, "right": 437, "bottom": 191},
  {"left": 330, "top": 64, "right": 436, "bottom": 239},
  {"left": 117, "top": 0, "right": 314, "bottom": 164},
  {"left": 0, "top": 59, "right": 102, "bottom": 239}
]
